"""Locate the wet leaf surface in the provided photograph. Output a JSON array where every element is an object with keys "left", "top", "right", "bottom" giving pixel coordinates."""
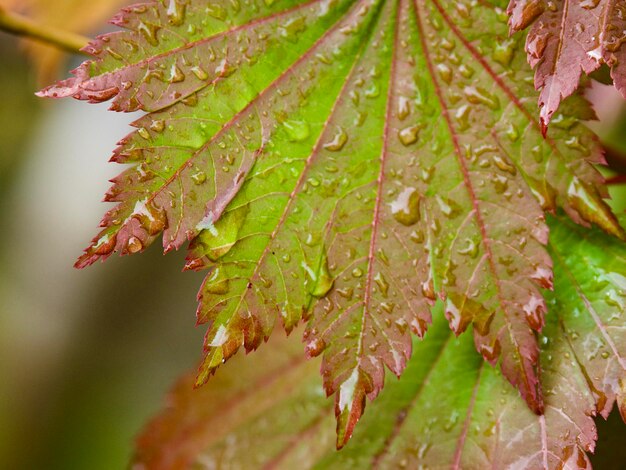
[
  {"left": 132, "top": 215, "right": 626, "bottom": 469},
  {"left": 39, "top": 0, "right": 624, "bottom": 447},
  {"left": 508, "top": 0, "right": 626, "bottom": 127}
]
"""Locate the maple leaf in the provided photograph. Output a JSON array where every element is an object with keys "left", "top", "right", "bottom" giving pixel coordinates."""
[
  {"left": 132, "top": 215, "right": 626, "bottom": 468},
  {"left": 507, "top": 0, "right": 626, "bottom": 128},
  {"left": 38, "top": 0, "right": 624, "bottom": 446}
]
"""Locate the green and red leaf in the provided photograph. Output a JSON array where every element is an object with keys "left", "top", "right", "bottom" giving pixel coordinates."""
[
  {"left": 39, "top": 0, "right": 625, "bottom": 447},
  {"left": 132, "top": 215, "right": 626, "bottom": 468}
]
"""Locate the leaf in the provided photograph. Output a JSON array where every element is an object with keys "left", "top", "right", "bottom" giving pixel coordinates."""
[
  {"left": 132, "top": 215, "right": 626, "bottom": 469},
  {"left": 507, "top": 0, "right": 626, "bottom": 128},
  {"left": 39, "top": 0, "right": 624, "bottom": 445}
]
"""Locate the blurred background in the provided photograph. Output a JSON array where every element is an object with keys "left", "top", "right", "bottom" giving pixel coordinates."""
[
  {"left": 0, "top": 2, "right": 625, "bottom": 469},
  {"left": 0, "top": 2, "right": 205, "bottom": 468}
]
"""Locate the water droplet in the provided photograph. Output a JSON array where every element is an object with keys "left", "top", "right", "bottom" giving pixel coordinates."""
[
  {"left": 398, "top": 125, "right": 421, "bottom": 146},
  {"left": 192, "top": 171, "right": 207, "bottom": 185},
  {"left": 205, "top": 267, "right": 229, "bottom": 294},
  {"left": 505, "top": 122, "right": 519, "bottom": 141},
  {"left": 137, "top": 21, "right": 160, "bottom": 46},
  {"left": 384, "top": 302, "right": 397, "bottom": 314},
  {"left": 437, "top": 64, "right": 452, "bottom": 84},
  {"left": 492, "top": 174, "right": 508, "bottom": 194},
  {"left": 206, "top": 4, "right": 227, "bottom": 20},
  {"left": 444, "top": 298, "right": 467, "bottom": 332},
  {"left": 259, "top": 275, "right": 273, "bottom": 288},
  {"left": 457, "top": 238, "right": 478, "bottom": 258},
  {"left": 374, "top": 272, "right": 389, "bottom": 297},
  {"left": 523, "top": 294, "right": 545, "bottom": 330},
  {"left": 459, "top": 64, "right": 474, "bottom": 78},
  {"left": 479, "top": 340, "right": 501, "bottom": 363},
  {"left": 305, "top": 337, "right": 326, "bottom": 356},
  {"left": 283, "top": 120, "right": 310, "bottom": 142},
  {"left": 436, "top": 195, "right": 459, "bottom": 218},
  {"left": 390, "top": 187, "right": 420, "bottom": 226},
  {"left": 443, "top": 411, "right": 458, "bottom": 432},
  {"left": 464, "top": 86, "right": 500, "bottom": 110},
  {"left": 150, "top": 119, "right": 165, "bottom": 133},
  {"left": 440, "top": 37, "right": 456, "bottom": 51},
  {"left": 377, "top": 248, "right": 389, "bottom": 265},
  {"left": 324, "top": 126, "right": 348, "bottom": 151},
  {"left": 397, "top": 96, "right": 411, "bottom": 120},
  {"left": 337, "top": 287, "right": 354, "bottom": 300},
  {"left": 551, "top": 113, "right": 577, "bottom": 130},
  {"left": 310, "top": 255, "right": 334, "bottom": 297},
  {"left": 132, "top": 199, "right": 166, "bottom": 235},
  {"left": 191, "top": 65, "right": 209, "bottom": 81},
  {"left": 169, "top": 64, "right": 185, "bottom": 83},
  {"left": 493, "top": 38, "right": 516, "bottom": 66},
  {"left": 279, "top": 16, "right": 307, "bottom": 41},
  {"left": 493, "top": 155, "right": 517, "bottom": 174},
  {"left": 421, "top": 273, "right": 436, "bottom": 301},
  {"left": 581, "top": 0, "right": 600, "bottom": 9},
  {"left": 421, "top": 166, "right": 435, "bottom": 182},
  {"left": 455, "top": 104, "right": 471, "bottom": 130},
  {"left": 364, "top": 83, "right": 380, "bottom": 98},
  {"left": 167, "top": 0, "right": 186, "bottom": 26},
  {"left": 93, "top": 233, "right": 116, "bottom": 255},
  {"left": 194, "top": 205, "right": 249, "bottom": 261},
  {"left": 127, "top": 236, "right": 143, "bottom": 254},
  {"left": 138, "top": 127, "right": 151, "bottom": 140}
]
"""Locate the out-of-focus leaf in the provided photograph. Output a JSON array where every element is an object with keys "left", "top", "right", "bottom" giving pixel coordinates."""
[
  {"left": 0, "top": 0, "right": 128, "bottom": 82},
  {"left": 133, "top": 215, "right": 626, "bottom": 469},
  {"left": 508, "top": 0, "right": 626, "bottom": 127},
  {"left": 39, "top": 0, "right": 624, "bottom": 444}
]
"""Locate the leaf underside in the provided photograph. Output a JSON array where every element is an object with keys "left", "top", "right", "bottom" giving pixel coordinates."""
[
  {"left": 39, "top": 0, "right": 625, "bottom": 447},
  {"left": 133, "top": 215, "right": 626, "bottom": 469},
  {"left": 507, "top": 0, "right": 626, "bottom": 127}
]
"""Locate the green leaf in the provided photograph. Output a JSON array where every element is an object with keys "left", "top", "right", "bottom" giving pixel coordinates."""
[
  {"left": 133, "top": 215, "right": 626, "bottom": 468},
  {"left": 38, "top": 0, "right": 624, "bottom": 445}
]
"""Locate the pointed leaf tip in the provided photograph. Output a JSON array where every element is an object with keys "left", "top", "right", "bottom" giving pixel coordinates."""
[{"left": 335, "top": 368, "right": 369, "bottom": 449}]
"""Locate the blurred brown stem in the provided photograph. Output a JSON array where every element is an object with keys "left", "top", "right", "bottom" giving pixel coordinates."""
[
  {"left": 605, "top": 145, "right": 626, "bottom": 176},
  {"left": 0, "top": 6, "right": 90, "bottom": 54}
]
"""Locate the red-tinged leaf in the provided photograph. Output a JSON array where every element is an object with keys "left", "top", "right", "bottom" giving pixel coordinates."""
[
  {"left": 132, "top": 215, "right": 626, "bottom": 468},
  {"left": 548, "top": 216, "right": 626, "bottom": 422},
  {"left": 39, "top": 0, "right": 625, "bottom": 445},
  {"left": 133, "top": 331, "right": 335, "bottom": 469},
  {"left": 42, "top": 0, "right": 363, "bottom": 263},
  {"left": 507, "top": 0, "right": 626, "bottom": 126}
]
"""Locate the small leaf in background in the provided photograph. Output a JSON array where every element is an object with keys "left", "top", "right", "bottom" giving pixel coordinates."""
[
  {"left": 0, "top": 0, "right": 128, "bottom": 82},
  {"left": 508, "top": 0, "right": 626, "bottom": 128},
  {"left": 38, "top": 0, "right": 625, "bottom": 447},
  {"left": 133, "top": 215, "right": 626, "bottom": 469}
]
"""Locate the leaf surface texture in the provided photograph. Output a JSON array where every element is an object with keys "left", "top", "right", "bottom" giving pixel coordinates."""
[
  {"left": 39, "top": 0, "right": 624, "bottom": 444},
  {"left": 508, "top": 0, "right": 626, "bottom": 126},
  {"left": 133, "top": 216, "right": 626, "bottom": 468}
]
